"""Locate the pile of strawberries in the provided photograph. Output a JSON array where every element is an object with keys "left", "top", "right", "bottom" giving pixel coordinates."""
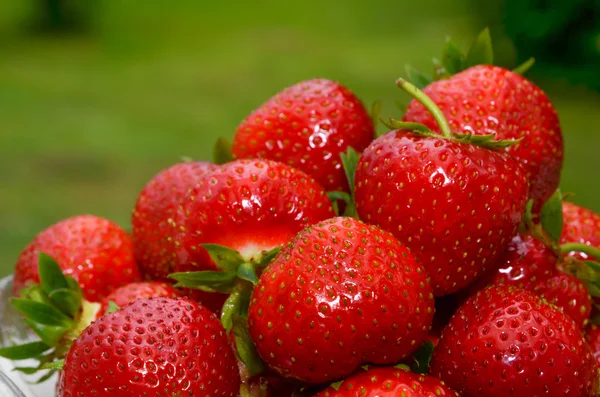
[{"left": 2, "top": 30, "right": 600, "bottom": 397}]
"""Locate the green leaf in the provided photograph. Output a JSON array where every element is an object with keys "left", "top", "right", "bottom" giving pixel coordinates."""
[
  {"left": 213, "top": 137, "right": 234, "bottom": 165},
  {"left": 513, "top": 57, "right": 535, "bottom": 75},
  {"left": 48, "top": 288, "right": 81, "bottom": 318},
  {"left": 23, "top": 318, "right": 67, "bottom": 347},
  {"left": 330, "top": 380, "right": 344, "bottom": 391},
  {"left": 0, "top": 341, "right": 50, "bottom": 360},
  {"left": 540, "top": 189, "right": 564, "bottom": 243},
  {"left": 585, "top": 261, "right": 600, "bottom": 273},
  {"left": 38, "top": 253, "right": 69, "bottom": 296},
  {"left": 393, "top": 363, "right": 411, "bottom": 371},
  {"left": 11, "top": 298, "right": 73, "bottom": 327},
  {"left": 221, "top": 283, "right": 252, "bottom": 332},
  {"left": 106, "top": 300, "right": 120, "bottom": 315},
  {"left": 464, "top": 27, "right": 494, "bottom": 68},
  {"left": 237, "top": 263, "right": 258, "bottom": 284},
  {"left": 386, "top": 119, "right": 433, "bottom": 133},
  {"left": 232, "top": 315, "right": 265, "bottom": 376},
  {"left": 170, "top": 271, "right": 236, "bottom": 293},
  {"left": 340, "top": 146, "right": 360, "bottom": 200},
  {"left": 40, "top": 360, "right": 64, "bottom": 370},
  {"left": 13, "top": 367, "right": 41, "bottom": 375},
  {"left": 410, "top": 340, "right": 435, "bottom": 374},
  {"left": 20, "top": 284, "right": 53, "bottom": 306},
  {"left": 405, "top": 64, "right": 433, "bottom": 89},
  {"left": 442, "top": 37, "right": 466, "bottom": 75},
  {"left": 256, "top": 246, "right": 282, "bottom": 268},
  {"left": 327, "top": 191, "right": 352, "bottom": 214},
  {"left": 200, "top": 244, "right": 245, "bottom": 273},
  {"left": 35, "top": 369, "right": 57, "bottom": 384}
]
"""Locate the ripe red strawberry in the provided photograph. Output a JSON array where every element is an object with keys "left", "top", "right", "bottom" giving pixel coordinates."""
[
  {"left": 313, "top": 366, "right": 458, "bottom": 397},
  {"left": 430, "top": 285, "right": 599, "bottom": 396},
  {"left": 561, "top": 202, "right": 600, "bottom": 260},
  {"left": 355, "top": 79, "right": 529, "bottom": 296},
  {"left": 232, "top": 79, "right": 374, "bottom": 192},
  {"left": 132, "top": 161, "right": 216, "bottom": 280},
  {"left": 56, "top": 297, "right": 241, "bottom": 397},
  {"left": 247, "top": 217, "right": 435, "bottom": 384},
  {"left": 98, "top": 281, "right": 182, "bottom": 317},
  {"left": 466, "top": 233, "right": 591, "bottom": 328},
  {"left": 403, "top": 65, "right": 563, "bottom": 210},
  {"left": 584, "top": 324, "right": 600, "bottom": 365},
  {"left": 13, "top": 215, "right": 141, "bottom": 302},
  {"left": 531, "top": 271, "right": 591, "bottom": 328},
  {"left": 170, "top": 159, "right": 334, "bottom": 274}
]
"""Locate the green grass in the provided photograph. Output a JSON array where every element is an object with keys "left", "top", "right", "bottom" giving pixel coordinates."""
[{"left": 0, "top": 0, "right": 599, "bottom": 277}]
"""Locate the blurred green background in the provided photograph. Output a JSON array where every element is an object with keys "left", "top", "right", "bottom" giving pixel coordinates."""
[{"left": 1, "top": 0, "right": 599, "bottom": 277}]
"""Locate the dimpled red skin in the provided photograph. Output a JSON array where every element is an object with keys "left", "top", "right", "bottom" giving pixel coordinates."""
[
  {"left": 13, "top": 215, "right": 140, "bottom": 302},
  {"left": 56, "top": 297, "right": 240, "bottom": 397},
  {"left": 561, "top": 202, "right": 600, "bottom": 260},
  {"left": 354, "top": 130, "right": 528, "bottom": 296},
  {"left": 247, "top": 217, "right": 435, "bottom": 384},
  {"left": 132, "top": 161, "right": 216, "bottom": 281},
  {"left": 403, "top": 65, "right": 563, "bottom": 209},
  {"left": 531, "top": 272, "right": 591, "bottom": 329},
  {"left": 171, "top": 159, "right": 334, "bottom": 272},
  {"left": 584, "top": 324, "right": 600, "bottom": 365},
  {"left": 232, "top": 79, "right": 374, "bottom": 192},
  {"left": 313, "top": 366, "right": 458, "bottom": 397},
  {"left": 430, "top": 285, "right": 599, "bottom": 397},
  {"left": 98, "top": 281, "right": 182, "bottom": 318},
  {"left": 466, "top": 234, "right": 590, "bottom": 328}
]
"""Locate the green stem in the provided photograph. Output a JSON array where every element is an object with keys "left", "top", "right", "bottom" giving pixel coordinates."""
[
  {"left": 220, "top": 280, "right": 253, "bottom": 332},
  {"left": 395, "top": 78, "right": 453, "bottom": 139},
  {"left": 560, "top": 243, "right": 600, "bottom": 261}
]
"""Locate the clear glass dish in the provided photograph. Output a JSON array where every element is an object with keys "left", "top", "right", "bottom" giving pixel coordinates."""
[{"left": 0, "top": 276, "right": 56, "bottom": 397}]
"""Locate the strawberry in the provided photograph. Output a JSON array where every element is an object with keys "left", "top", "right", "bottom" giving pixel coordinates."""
[
  {"left": 430, "top": 285, "right": 599, "bottom": 396},
  {"left": 561, "top": 201, "right": 600, "bottom": 261},
  {"left": 55, "top": 297, "right": 241, "bottom": 397},
  {"left": 13, "top": 215, "right": 141, "bottom": 302},
  {"left": 247, "top": 217, "right": 435, "bottom": 384},
  {"left": 531, "top": 271, "right": 591, "bottom": 328},
  {"left": 232, "top": 79, "right": 374, "bottom": 193},
  {"left": 170, "top": 159, "right": 333, "bottom": 273},
  {"left": 355, "top": 78, "right": 529, "bottom": 296},
  {"left": 402, "top": 65, "right": 563, "bottom": 210},
  {"left": 313, "top": 366, "right": 458, "bottom": 397},
  {"left": 97, "top": 281, "right": 182, "bottom": 317},
  {"left": 132, "top": 161, "right": 216, "bottom": 281},
  {"left": 584, "top": 324, "right": 600, "bottom": 365}
]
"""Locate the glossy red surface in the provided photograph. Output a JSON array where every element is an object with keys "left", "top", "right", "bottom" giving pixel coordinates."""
[
  {"left": 561, "top": 202, "right": 600, "bottom": 260},
  {"left": 233, "top": 79, "right": 374, "bottom": 192},
  {"left": 355, "top": 130, "right": 529, "bottom": 296},
  {"left": 13, "top": 215, "right": 140, "bottom": 302},
  {"left": 431, "top": 286, "right": 598, "bottom": 396},
  {"left": 248, "top": 217, "right": 434, "bottom": 384},
  {"left": 403, "top": 65, "right": 563, "bottom": 210},
  {"left": 56, "top": 297, "right": 240, "bottom": 397}
]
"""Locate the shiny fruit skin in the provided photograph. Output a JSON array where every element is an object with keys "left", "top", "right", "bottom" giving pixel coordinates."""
[
  {"left": 171, "top": 159, "right": 334, "bottom": 272},
  {"left": 97, "top": 281, "right": 182, "bottom": 317},
  {"left": 13, "top": 215, "right": 140, "bottom": 302},
  {"left": 354, "top": 130, "right": 529, "bottom": 296},
  {"left": 403, "top": 65, "right": 563, "bottom": 209},
  {"left": 312, "top": 366, "right": 458, "bottom": 397},
  {"left": 584, "top": 324, "right": 600, "bottom": 365},
  {"left": 56, "top": 297, "right": 240, "bottom": 397},
  {"left": 132, "top": 161, "right": 216, "bottom": 280},
  {"left": 248, "top": 217, "right": 435, "bottom": 384},
  {"left": 561, "top": 202, "right": 600, "bottom": 260},
  {"left": 232, "top": 79, "right": 374, "bottom": 192},
  {"left": 430, "top": 285, "right": 599, "bottom": 396}
]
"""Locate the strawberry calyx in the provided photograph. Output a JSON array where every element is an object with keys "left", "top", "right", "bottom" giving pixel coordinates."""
[
  {"left": 0, "top": 253, "right": 100, "bottom": 380},
  {"left": 392, "top": 78, "right": 522, "bottom": 150},
  {"left": 169, "top": 244, "right": 280, "bottom": 379},
  {"left": 404, "top": 27, "right": 535, "bottom": 89}
]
